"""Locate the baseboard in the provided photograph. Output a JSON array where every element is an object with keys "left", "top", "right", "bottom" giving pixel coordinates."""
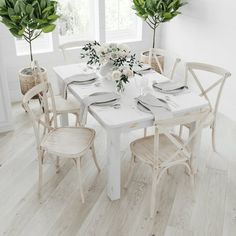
[{"left": 0, "top": 122, "right": 14, "bottom": 133}]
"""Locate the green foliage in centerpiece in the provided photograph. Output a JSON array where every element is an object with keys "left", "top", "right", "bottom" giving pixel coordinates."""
[
  {"left": 132, "top": 0, "right": 187, "bottom": 48},
  {"left": 81, "top": 41, "right": 139, "bottom": 92},
  {"left": 0, "top": 0, "right": 59, "bottom": 62}
]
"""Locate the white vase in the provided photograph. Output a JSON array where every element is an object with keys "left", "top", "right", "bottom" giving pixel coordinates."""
[{"left": 99, "top": 61, "right": 114, "bottom": 79}]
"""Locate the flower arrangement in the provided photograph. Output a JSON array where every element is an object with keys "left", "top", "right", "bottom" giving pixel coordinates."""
[{"left": 81, "top": 41, "right": 138, "bottom": 92}]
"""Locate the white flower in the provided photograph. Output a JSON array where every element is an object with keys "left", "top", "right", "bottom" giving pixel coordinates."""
[
  {"left": 100, "top": 45, "right": 109, "bottom": 54},
  {"left": 121, "top": 68, "right": 128, "bottom": 76},
  {"left": 127, "top": 69, "right": 133, "bottom": 77},
  {"left": 99, "top": 57, "right": 107, "bottom": 64},
  {"left": 102, "top": 43, "right": 109, "bottom": 48},
  {"left": 112, "top": 70, "right": 122, "bottom": 81},
  {"left": 93, "top": 45, "right": 102, "bottom": 54},
  {"left": 111, "top": 52, "right": 118, "bottom": 59},
  {"left": 117, "top": 50, "right": 126, "bottom": 58},
  {"left": 109, "top": 43, "right": 118, "bottom": 49},
  {"left": 122, "top": 67, "right": 133, "bottom": 77},
  {"left": 118, "top": 44, "right": 130, "bottom": 55}
]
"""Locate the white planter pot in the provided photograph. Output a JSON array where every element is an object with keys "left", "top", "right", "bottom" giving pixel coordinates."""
[
  {"left": 18, "top": 67, "right": 47, "bottom": 96},
  {"left": 140, "top": 50, "right": 164, "bottom": 73}
]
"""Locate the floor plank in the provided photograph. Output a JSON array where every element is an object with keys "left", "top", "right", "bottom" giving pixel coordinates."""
[{"left": 0, "top": 103, "right": 235, "bottom": 236}]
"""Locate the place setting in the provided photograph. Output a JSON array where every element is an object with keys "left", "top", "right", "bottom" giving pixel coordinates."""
[
  {"left": 152, "top": 80, "right": 189, "bottom": 95},
  {"left": 79, "top": 91, "right": 121, "bottom": 125}
]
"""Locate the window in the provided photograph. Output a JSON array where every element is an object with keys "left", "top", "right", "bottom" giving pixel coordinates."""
[
  {"left": 15, "top": 33, "right": 53, "bottom": 56},
  {"left": 105, "top": 0, "right": 142, "bottom": 42},
  {"left": 58, "top": 0, "right": 98, "bottom": 44},
  {"left": 14, "top": 0, "right": 142, "bottom": 55}
]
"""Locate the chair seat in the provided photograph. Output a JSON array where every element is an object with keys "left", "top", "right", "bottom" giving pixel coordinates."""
[
  {"left": 184, "top": 111, "right": 214, "bottom": 128},
  {"left": 41, "top": 127, "right": 95, "bottom": 158},
  {"left": 130, "top": 134, "right": 190, "bottom": 167},
  {"left": 49, "top": 95, "right": 80, "bottom": 114}
]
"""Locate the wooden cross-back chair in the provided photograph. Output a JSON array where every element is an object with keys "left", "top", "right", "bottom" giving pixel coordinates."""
[
  {"left": 179, "top": 62, "right": 231, "bottom": 151},
  {"left": 59, "top": 40, "right": 94, "bottom": 64},
  {"left": 148, "top": 48, "right": 181, "bottom": 80},
  {"left": 22, "top": 82, "right": 100, "bottom": 202},
  {"left": 125, "top": 108, "right": 210, "bottom": 217},
  {"left": 32, "top": 60, "right": 81, "bottom": 126}
]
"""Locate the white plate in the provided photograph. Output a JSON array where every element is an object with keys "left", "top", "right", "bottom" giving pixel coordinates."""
[
  {"left": 89, "top": 92, "right": 120, "bottom": 106},
  {"left": 133, "top": 63, "right": 151, "bottom": 72},
  {"left": 73, "top": 78, "right": 97, "bottom": 85},
  {"left": 136, "top": 101, "right": 151, "bottom": 113},
  {"left": 153, "top": 83, "right": 188, "bottom": 95}
]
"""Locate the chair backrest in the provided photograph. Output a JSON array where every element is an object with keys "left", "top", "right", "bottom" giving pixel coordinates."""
[
  {"left": 153, "top": 108, "right": 210, "bottom": 166},
  {"left": 185, "top": 62, "right": 231, "bottom": 114},
  {"left": 148, "top": 48, "right": 181, "bottom": 80},
  {"left": 59, "top": 40, "right": 94, "bottom": 63},
  {"left": 22, "top": 82, "right": 57, "bottom": 149}
]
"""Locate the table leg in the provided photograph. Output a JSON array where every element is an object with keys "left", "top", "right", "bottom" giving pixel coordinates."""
[
  {"left": 60, "top": 114, "right": 69, "bottom": 126},
  {"left": 56, "top": 75, "right": 69, "bottom": 126},
  {"left": 189, "top": 121, "right": 202, "bottom": 174},
  {"left": 107, "top": 129, "right": 121, "bottom": 201}
]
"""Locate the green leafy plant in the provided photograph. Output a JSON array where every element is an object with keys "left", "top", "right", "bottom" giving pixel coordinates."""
[
  {"left": 132, "top": 0, "right": 187, "bottom": 48},
  {"left": 0, "top": 0, "right": 59, "bottom": 62}
]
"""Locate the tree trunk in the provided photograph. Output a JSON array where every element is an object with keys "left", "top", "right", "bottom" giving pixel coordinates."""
[
  {"left": 29, "top": 39, "right": 33, "bottom": 62},
  {"left": 152, "top": 27, "right": 156, "bottom": 48}
]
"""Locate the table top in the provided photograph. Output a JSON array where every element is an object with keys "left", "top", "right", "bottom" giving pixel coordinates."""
[{"left": 54, "top": 64, "right": 209, "bottom": 130}]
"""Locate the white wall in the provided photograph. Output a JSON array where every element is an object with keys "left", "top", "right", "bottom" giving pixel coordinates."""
[
  {"left": 160, "top": 0, "right": 236, "bottom": 120},
  {"left": 0, "top": 41, "right": 13, "bottom": 133}
]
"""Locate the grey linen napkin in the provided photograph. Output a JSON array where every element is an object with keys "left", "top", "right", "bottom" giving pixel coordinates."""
[
  {"left": 153, "top": 81, "right": 188, "bottom": 94},
  {"left": 136, "top": 93, "right": 172, "bottom": 124},
  {"left": 63, "top": 69, "right": 97, "bottom": 99},
  {"left": 79, "top": 92, "right": 120, "bottom": 125}
]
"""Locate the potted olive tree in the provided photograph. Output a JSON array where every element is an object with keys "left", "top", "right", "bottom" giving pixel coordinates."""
[
  {"left": 0, "top": 0, "right": 59, "bottom": 95},
  {"left": 132, "top": 0, "right": 187, "bottom": 71}
]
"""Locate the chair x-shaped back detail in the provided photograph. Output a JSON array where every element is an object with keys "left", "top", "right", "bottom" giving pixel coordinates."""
[{"left": 185, "top": 62, "right": 231, "bottom": 116}]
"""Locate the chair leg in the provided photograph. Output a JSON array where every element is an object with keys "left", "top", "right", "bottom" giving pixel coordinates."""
[
  {"left": 56, "top": 156, "right": 60, "bottom": 173},
  {"left": 184, "top": 163, "right": 195, "bottom": 200},
  {"left": 75, "top": 112, "right": 81, "bottom": 127},
  {"left": 91, "top": 144, "right": 101, "bottom": 172},
  {"left": 167, "top": 168, "right": 170, "bottom": 175},
  {"left": 179, "top": 125, "right": 183, "bottom": 137},
  {"left": 150, "top": 169, "right": 158, "bottom": 218},
  {"left": 124, "top": 153, "right": 136, "bottom": 189},
  {"left": 76, "top": 158, "right": 85, "bottom": 203},
  {"left": 144, "top": 128, "right": 147, "bottom": 137},
  {"left": 190, "top": 173, "right": 195, "bottom": 200},
  {"left": 75, "top": 113, "right": 79, "bottom": 126},
  {"left": 22, "top": 102, "right": 27, "bottom": 113},
  {"left": 211, "top": 126, "right": 216, "bottom": 152},
  {"left": 38, "top": 150, "right": 44, "bottom": 196}
]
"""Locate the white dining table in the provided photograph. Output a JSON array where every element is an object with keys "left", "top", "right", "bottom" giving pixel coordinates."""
[{"left": 54, "top": 64, "right": 209, "bottom": 201}]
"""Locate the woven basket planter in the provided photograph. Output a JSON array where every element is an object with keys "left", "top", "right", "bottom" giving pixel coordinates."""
[
  {"left": 19, "top": 67, "right": 47, "bottom": 98},
  {"left": 140, "top": 51, "right": 164, "bottom": 73}
]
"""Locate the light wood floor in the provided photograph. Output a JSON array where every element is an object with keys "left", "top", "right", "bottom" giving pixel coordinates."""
[{"left": 0, "top": 103, "right": 236, "bottom": 236}]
